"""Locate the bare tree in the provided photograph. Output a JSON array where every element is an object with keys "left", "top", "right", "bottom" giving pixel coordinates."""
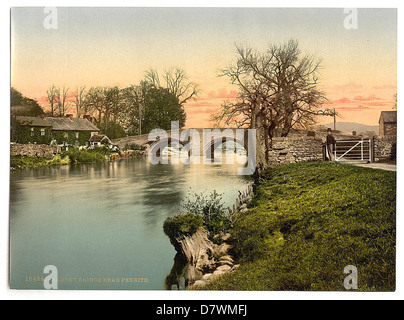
[
  {"left": 145, "top": 68, "right": 200, "bottom": 105},
  {"left": 216, "top": 40, "right": 335, "bottom": 167},
  {"left": 46, "top": 85, "right": 58, "bottom": 117},
  {"left": 85, "top": 87, "right": 105, "bottom": 125},
  {"left": 56, "top": 87, "right": 71, "bottom": 117},
  {"left": 73, "top": 87, "right": 87, "bottom": 118}
]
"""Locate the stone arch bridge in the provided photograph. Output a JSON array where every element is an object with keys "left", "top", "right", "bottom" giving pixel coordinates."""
[{"left": 112, "top": 128, "right": 252, "bottom": 157}]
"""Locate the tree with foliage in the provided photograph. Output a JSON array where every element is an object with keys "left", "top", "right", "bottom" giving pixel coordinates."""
[
  {"left": 141, "top": 86, "right": 186, "bottom": 133},
  {"left": 215, "top": 40, "right": 335, "bottom": 168},
  {"left": 122, "top": 80, "right": 188, "bottom": 135},
  {"left": 10, "top": 87, "right": 44, "bottom": 117}
]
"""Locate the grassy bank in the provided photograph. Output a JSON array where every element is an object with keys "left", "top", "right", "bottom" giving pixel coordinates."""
[
  {"left": 203, "top": 162, "right": 396, "bottom": 291},
  {"left": 10, "top": 148, "right": 111, "bottom": 169},
  {"left": 10, "top": 155, "right": 71, "bottom": 169}
]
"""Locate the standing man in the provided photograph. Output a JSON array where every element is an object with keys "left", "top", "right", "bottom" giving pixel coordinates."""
[{"left": 326, "top": 128, "right": 336, "bottom": 161}]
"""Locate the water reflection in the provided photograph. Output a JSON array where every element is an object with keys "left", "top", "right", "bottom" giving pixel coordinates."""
[{"left": 9, "top": 157, "right": 251, "bottom": 290}]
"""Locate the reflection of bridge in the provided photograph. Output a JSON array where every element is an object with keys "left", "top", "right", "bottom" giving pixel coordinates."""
[{"left": 112, "top": 128, "right": 251, "bottom": 157}]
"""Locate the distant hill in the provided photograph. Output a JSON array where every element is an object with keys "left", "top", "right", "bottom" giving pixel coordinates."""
[{"left": 321, "top": 122, "right": 379, "bottom": 134}]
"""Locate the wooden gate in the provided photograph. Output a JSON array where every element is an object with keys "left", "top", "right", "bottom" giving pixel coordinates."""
[{"left": 332, "top": 139, "right": 372, "bottom": 162}]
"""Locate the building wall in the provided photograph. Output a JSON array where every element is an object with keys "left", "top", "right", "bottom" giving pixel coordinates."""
[
  {"left": 383, "top": 123, "right": 397, "bottom": 137},
  {"left": 51, "top": 131, "right": 92, "bottom": 146},
  {"left": 11, "top": 124, "right": 52, "bottom": 144}
]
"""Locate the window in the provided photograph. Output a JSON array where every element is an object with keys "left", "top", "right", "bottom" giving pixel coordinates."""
[
  {"left": 40, "top": 128, "right": 46, "bottom": 136},
  {"left": 31, "top": 127, "right": 34, "bottom": 136},
  {"left": 75, "top": 132, "right": 79, "bottom": 139}
]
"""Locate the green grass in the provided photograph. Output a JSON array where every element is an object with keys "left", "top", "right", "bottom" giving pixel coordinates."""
[
  {"left": 11, "top": 148, "right": 110, "bottom": 169},
  {"left": 203, "top": 162, "right": 396, "bottom": 291},
  {"left": 10, "top": 155, "right": 71, "bottom": 169},
  {"left": 62, "top": 148, "right": 109, "bottom": 164}
]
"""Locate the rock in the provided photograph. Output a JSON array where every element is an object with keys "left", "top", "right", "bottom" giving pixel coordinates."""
[
  {"left": 231, "top": 264, "right": 240, "bottom": 271},
  {"left": 211, "top": 270, "right": 226, "bottom": 281},
  {"left": 219, "top": 255, "right": 234, "bottom": 264},
  {"left": 202, "top": 273, "right": 213, "bottom": 281},
  {"left": 218, "top": 260, "right": 233, "bottom": 267},
  {"left": 216, "top": 265, "right": 232, "bottom": 273},
  {"left": 221, "top": 233, "right": 232, "bottom": 242},
  {"left": 215, "top": 243, "right": 232, "bottom": 258},
  {"left": 193, "top": 280, "right": 206, "bottom": 287},
  {"left": 239, "top": 204, "right": 248, "bottom": 210}
]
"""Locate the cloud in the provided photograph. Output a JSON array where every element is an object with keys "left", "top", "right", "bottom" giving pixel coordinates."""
[
  {"left": 353, "top": 95, "right": 383, "bottom": 102},
  {"left": 372, "top": 85, "right": 397, "bottom": 90},
  {"left": 332, "top": 97, "right": 352, "bottom": 104},
  {"left": 186, "top": 107, "right": 219, "bottom": 115},
  {"left": 185, "top": 101, "right": 216, "bottom": 108},
  {"left": 207, "top": 89, "right": 239, "bottom": 100},
  {"left": 335, "top": 105, "right": 371, "bottom": 111},
  {"left": 329, "top": 82, "right": 364, "bottom": 93}
]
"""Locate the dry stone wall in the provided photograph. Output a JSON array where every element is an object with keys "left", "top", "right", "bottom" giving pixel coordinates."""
[
  {"left": 373, "top": 136, "right": 396, "bottom": 162},
  {"left": 10, "top": 143, "right": 61, "bottom": 158},
  {"left": 267, "top": 136, "right": 324, "bottom": 167}
]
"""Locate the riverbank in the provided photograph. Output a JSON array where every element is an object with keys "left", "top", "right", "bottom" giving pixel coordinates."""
[
  {"left": 199, "top": 162, "right": 396, "bottom": 291},
  {"left": 10, "top": 148, "right": 147, "bottom": 169}
]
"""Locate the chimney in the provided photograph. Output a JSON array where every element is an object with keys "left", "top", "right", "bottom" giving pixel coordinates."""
[
  {"left": 83, "top": 114, "right": 92, "bottom": 123},
  {"left": 65, "top": 114, "right": 74, "bottom": 120},
  {"left": 352, "top": 131, "right": 357, "bottom": 136},
  {"left": 38, "top": 114, "right": 45, "bottom": 119}
]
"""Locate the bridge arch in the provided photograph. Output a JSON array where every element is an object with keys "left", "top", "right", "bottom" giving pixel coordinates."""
[
  {"left": 203, "top": 136, "right": 248, "bottom": 160},
  {"left": 149, "top": 137, "right": 186, "bottom": 155}
]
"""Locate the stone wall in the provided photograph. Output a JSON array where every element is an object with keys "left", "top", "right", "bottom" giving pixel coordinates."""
[
  {"left": 267, "top": 136, "right": 324, "bottom": 167},
  {"left": 109, "top": 149, "right": 147, "bottom": 160},
  {"left": 10, "top": 143, "right": 61, "bottom": 158},
  {"left": 373, "top": 136, "right": 396, "bottom": 162}
]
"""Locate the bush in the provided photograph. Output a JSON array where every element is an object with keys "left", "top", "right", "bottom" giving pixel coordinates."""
[
  {"left": 163, "top": 214, "right": 204, "bottom": 241},
  {"left": 124, "top": 143, "right": 146, "bottom": 151},
  {"left": 63, "top": 148, "right": 107, "bottom": 164},
  {"left": 180, "top": 190, "right": 232, "bottom": 237}
]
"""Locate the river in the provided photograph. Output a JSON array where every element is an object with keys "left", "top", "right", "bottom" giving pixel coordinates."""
[{"left": 9, "top": 157, "right": 251, "bottom": 290}]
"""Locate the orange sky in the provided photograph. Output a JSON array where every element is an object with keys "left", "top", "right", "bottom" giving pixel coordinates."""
[{"left": 11, "top": 8, "right": 397, "bottom": 127}]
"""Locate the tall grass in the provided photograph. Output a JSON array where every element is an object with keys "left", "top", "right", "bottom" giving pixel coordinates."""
[{"left": 203, "top": 162, "right": 396, "bottom": 291}]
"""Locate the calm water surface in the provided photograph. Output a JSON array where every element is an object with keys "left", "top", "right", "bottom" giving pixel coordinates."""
[{"left": 9, "top": 157, "right": 251, "bottom": 290}]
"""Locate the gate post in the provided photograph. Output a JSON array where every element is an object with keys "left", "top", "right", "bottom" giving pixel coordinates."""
[{"left": 370, "top": 138, "right": 374, "bottom": 163}]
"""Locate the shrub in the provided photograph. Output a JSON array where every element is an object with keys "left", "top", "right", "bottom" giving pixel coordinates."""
[
  {"left": 124, "top": 143, "right": 146, "bottom": 151},
  {"left": 163, "top": 214, "right": 204, "bottom": 241},
  {"left": 180, "top": 190, "right": 232, "bottom": 237},
  {"left": 63, "top": 148, "right": 107, "bottom": 164}
]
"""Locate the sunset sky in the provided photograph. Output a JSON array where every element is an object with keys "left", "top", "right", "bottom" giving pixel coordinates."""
[{"left": 11, "top": 7, "right": 397, "bottom": 128}]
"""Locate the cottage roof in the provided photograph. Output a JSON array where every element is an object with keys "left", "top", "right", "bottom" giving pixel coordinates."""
[
  {"left": 15, "top": 116, "right": 52, "bottom": 127},
  {"left": 89, "top": 134, "right": 110, "bottom": 143},
  {"left": 45, "top": 117, "right": 100, "bottom": 132},
  {"left": 379, "top": 111, "right": 397, "bottom": 124}
]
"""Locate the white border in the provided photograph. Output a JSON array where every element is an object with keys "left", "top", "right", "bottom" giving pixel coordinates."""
[{"left": 1, "top": 0, "right": 402, "bottom": 301}]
